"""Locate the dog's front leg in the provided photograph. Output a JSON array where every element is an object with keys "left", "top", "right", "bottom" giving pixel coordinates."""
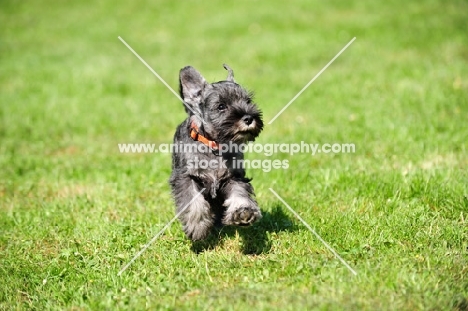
[
  {"left": 221, "top": 179, "right": 262, "bottom": 226},
  {"left": 171, "top": 176, "right": 214, "bottom": 240}
]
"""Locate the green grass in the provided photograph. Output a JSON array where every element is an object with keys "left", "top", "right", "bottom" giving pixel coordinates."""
[{"left": 1, "top": 0, "right": 468, "bottom": 310}]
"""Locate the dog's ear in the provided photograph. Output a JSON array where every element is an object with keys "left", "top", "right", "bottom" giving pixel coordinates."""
[
  {"left": 179, "top": 66, "right": 207, "bottom": 114},
  {"left": 223, "top": 64, "right": 235, "bottom": 83}
]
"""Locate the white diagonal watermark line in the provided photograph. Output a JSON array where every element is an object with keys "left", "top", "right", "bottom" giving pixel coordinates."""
[
  {"left": 118, "top": 36, "right": 183, "bottom": 101},
  {"left": 268, "top": 37, "right": 356, "bottom": 124},
  {"left": 118, "top": 188, "right": 206, "bottom": 276},
  {"left": 268, "top": 188, "right": 358, "bottom": 276},
  {"left": 118, "top": 36, "right": 204, "bottom": 122}
]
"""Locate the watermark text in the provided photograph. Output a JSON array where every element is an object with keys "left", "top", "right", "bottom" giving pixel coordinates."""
[{"left": 118, "top": 141, "right": 356, "bottom": 156}]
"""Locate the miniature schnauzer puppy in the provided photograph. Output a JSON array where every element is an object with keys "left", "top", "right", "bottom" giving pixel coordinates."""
[{"left": 169, "top": 64, "right": 263, "bottom": 241}]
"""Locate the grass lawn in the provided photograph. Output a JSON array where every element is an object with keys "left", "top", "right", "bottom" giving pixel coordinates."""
[{"left": 1, "top": 0, "right": 467, "bottom": 310}]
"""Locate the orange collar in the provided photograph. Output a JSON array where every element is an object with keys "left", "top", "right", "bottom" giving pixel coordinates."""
[{"left": 190, "top": 122, "right": 219, "bottom": 153}]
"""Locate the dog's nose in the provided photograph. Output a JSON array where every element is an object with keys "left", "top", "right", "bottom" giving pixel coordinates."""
[{"left": 242, "top": 115, "right": 253, "bottom": 125}]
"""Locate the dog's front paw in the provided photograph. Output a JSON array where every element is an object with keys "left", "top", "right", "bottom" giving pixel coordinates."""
[
  {"left": 223, "top": 205, "right": 262, "bottom": 226},
  {"left": 183, "top": 219, "right": 213, "bottom": 241}
]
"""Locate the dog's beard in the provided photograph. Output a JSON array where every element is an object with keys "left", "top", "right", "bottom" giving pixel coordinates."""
[
  {"left": 232, "top": 132, "right": 254, "bottom": 143},
  {"left": 231, "top": 121, "right": 261, "bottom": 143},
  {"left": 237, "top": 121, "right": 258, "bottom": 132}
]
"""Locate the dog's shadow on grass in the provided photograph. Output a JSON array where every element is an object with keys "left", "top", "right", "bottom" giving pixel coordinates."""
[{"left": 191, "top": 205, "right": 297, "bottom": 255}]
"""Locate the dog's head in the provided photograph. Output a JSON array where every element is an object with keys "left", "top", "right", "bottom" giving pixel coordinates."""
[{"left": 179, "top": 64, "right": 263, "bottom": 144}]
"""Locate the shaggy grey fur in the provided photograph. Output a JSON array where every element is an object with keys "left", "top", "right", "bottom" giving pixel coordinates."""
[{"left": 169, "top": 64, "right": 263, "bottom": 240}]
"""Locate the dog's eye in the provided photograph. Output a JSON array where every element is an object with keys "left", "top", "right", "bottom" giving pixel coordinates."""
[{"left": 218, "top": 103, "right": 227, "bottom": 111}]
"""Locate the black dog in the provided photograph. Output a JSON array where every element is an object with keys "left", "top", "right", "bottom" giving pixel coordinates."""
[{"left": 169, "top": 64, "right": 263, "bottom": 240}]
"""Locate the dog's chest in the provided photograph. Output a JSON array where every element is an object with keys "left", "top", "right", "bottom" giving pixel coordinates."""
[{"left": 189, "top": 153, "right": 244, "bottom": 199}]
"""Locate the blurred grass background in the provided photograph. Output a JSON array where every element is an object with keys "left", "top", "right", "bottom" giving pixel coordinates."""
[{"left": 1, "top": 0, "right": 467, "bottom": 310}]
